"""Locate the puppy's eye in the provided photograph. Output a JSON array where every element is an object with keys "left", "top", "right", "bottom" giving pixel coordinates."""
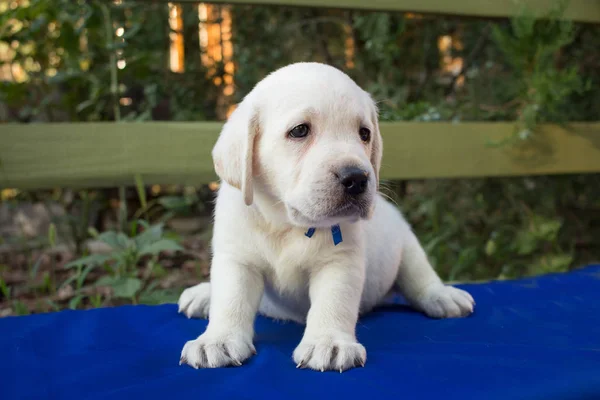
[
  {"left": 289, "top": 124, "right": 310, "bottom": 139},
  {"left": 359, "top": 127, "right": 371, "bottom": 142}
]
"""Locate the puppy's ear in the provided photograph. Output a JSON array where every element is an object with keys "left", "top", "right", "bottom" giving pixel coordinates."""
[
  {"left": 211, "top": 99, "right": 260, "bottom": 206},
  {"left": 369, "top": 100, "right": 383, "bottom": 191}
]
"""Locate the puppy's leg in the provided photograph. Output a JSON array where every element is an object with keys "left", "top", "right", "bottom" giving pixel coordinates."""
[
  {"left": 396, "top": 229, "right": 475, "bottom": 318},
  {"left": 180, "top": 254, "right": 263, "bottom": 368},
  {"left": 293, "top": 261, "right": 366, "bottom": 372},
  {"left": 178, "top": 282, "right": 211, "bottom": 319}
]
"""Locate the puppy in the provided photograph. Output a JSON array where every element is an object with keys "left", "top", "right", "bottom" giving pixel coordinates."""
[{"left": 178, "top": 62, "right": 475, "bottom": 372}]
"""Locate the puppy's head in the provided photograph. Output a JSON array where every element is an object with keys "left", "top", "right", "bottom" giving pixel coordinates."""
[{"left": 212, "top": 62, "right": 382, "bottom": 228}]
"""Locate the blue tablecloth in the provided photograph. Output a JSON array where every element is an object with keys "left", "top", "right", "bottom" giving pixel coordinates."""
[{"left": 2, "top": 265, "right": 600, "bottom": 400}]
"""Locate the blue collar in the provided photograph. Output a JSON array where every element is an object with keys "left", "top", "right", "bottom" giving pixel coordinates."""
[{"left": 305, "top": 224, "right": 343, "bottom": 246}]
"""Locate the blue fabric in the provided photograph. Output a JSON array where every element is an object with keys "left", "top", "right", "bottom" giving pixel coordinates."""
[{"left": 2, "top": 265, "right": 600, "bottom": 400}]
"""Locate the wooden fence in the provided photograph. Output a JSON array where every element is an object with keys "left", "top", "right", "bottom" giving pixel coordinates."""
[{"left": 1, "top": 0, "right": 599, "bottom": 190}]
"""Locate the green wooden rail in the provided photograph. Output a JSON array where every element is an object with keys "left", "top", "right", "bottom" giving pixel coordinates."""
[
  {"left": 176, "top": 0, "right": 600, "bottom": 23},
  {"left": 1, "top": 0, "right": 599, "bottom": 190},
  {"left": 1, "top": 122, "right": 599, "bottom": 190}
]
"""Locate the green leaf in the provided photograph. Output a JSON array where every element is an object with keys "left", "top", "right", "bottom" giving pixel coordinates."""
[
  {"left": 133, "top": 223, "right": 164, "bottom": 250},
  {"left": 137, "top": 220, "right": 151, "bottom": 230},
  {"left": 134, "top": 174, "right": 147, "bottom": 211},
  {"left": 0, "top": 278, "right": 11, "bottom": 300},
  {"left": 97, "top": 231, "right": 131, "bottom": 250},
  {"left": 533, "top": 219, "right": 562, "bottom": 241},
  {"left": 48, "top": 223, "right": 57, "bottom": 248},
  {"left": 65, "top": 254, "right": 112, "bottom": 269},
  {"left": 134, "top": 109, "right": 152, "bottom": 121},
  {"left": 58, "top": 272, "right": 78, "bottom": 291},
  {"left": 88, "top": 226, "right": 100, "bottom": 238},
  {"left": 13, "top": 300, "right": 29, "bottom": 316},
  {"left": 515, "top": 230, "right": 538, "bottom": 255},
  {"left": 113, "top": 278, "right": 142, "bottom": 299},
  {"left": 69, "top": 294, "right": 84, "bottom": 310},
  {"left": 89, "top": 294, "right": 103, "bottom": 308},
  {"left": 122, "top": 22, "right": 143, "bottom": 39},
  {"left": 449, "top": 247, "right": 477, "bottom": 281},
  {"left": 148, "top": 261, "right": 167, "bottom": 279},
  {"left": 547, "top": 254, "right": 573, "bottom": 271},
  {"left": 96, "top": 276, "right": 142, "bottom": 299},
  {"left": 45, "top": 299, "right": 60, "bottom": 312},
  {"left": 76, "top": 99, "right": 97, "bottom": 113},
  {"left": 95, "top": 276, "right": 115, "bottom": 287},
  {"left": 531, "top": 253, "right": 573, "bottom": 275},
  {"left": 76, "top": 263, "right": 98, "bottom": 289},
  {"left": 30, "top": 255, "right": 44, "bottom": 279},
  {"left": 157, "top": 196, "right": 192, "bottom": 212},
  {"left": 485, "top": 239, "right": 497, "bottom": 256},
  {"left": 41, "top": 272, "right": 53, "bottom": 293},
  {"left": 139, "top": 238, "right": 183, "bottom": 256},
  {"left": 139, "top": 288, "right": 181, "bottom": 305}
]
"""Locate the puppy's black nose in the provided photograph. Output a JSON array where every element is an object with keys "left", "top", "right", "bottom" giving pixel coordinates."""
[{"left": 338, "top": 167, "right": 369, "bottom": 196}]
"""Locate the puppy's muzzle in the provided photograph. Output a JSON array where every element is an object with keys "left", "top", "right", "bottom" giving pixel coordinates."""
[{"left": 337, "top": 166, "right": 369, "bottom": 196}]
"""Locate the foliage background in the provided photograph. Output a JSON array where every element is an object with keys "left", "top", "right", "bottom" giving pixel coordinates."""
[{"left": 0, "top": 0, "right": 599, "bottom": 316}]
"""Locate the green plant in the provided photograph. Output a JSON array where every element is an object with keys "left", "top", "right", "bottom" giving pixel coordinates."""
[
  {"left": 0, "top": 0, "right": 218, "bottom": 123},
  {"left": 65, "top": 220, "right": 183, "bottom": 305},
  {"left": 12, "top": 300, "right": 29, "bottom": 316},
  {"left": 392, "top": 173, "right": 599, "bottom": 283},
  {"left": 488, "top": 0, "right": 590, "bottom": 145},
  {"left": 0, "top": 276, "right": 10, "bottom": 301}
]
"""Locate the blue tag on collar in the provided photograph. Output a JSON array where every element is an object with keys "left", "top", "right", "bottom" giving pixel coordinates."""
[
  {"left": 304, "top": 225, "right": 343, "bottom": 245},
  {"left": 331, "top": 224, "right": 342, "bottom": 245}
]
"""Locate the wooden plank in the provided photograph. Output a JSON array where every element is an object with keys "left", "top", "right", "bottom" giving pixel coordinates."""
[
  {"left": 379, "top": 122, "right": 600, "bottom": 180},
  {"left": 1, "top": 122, "right": 599, "bottom": 190},
  {"left": 0, "top": 122, "right": 221, "bottom": 190},
  {"left": 167, "top": 0, "right": 600, "bottom": 23}
]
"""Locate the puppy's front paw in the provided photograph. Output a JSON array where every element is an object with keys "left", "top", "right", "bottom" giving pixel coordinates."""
[
  {"left": 178, "top": 282, "right": 211, "bottom": 319},
  {"left": 417, "top": 284, "right": 475, "bottom": 318},
  {"left": 293, "top": 332, "right": 366, "bottom": 372},
  {"left": 180, "top": 332, "right": 256, "bottom": 369}
]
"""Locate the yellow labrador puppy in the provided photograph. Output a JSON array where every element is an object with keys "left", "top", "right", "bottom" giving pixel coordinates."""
[{"left": 178, "top": 62, "right": 475, "bottom": 372}]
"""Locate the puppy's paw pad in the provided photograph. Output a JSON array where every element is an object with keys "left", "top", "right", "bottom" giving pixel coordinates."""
[
  {"left": 419, "top": 285, "right": 475, "bottom": 319},
  {"left": 293, "top": 333, "right": 366, "bottom": 372},
  {"left": 180, "top": 332, "right": 255, "bottom": 369},
  {"left": 178, "top": 283, "right": 211, "bottom": 319}
]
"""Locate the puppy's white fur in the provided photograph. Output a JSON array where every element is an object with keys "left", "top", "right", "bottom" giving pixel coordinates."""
[{"left": 178, "top": 62, "right": 475, "bottom": 372}]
